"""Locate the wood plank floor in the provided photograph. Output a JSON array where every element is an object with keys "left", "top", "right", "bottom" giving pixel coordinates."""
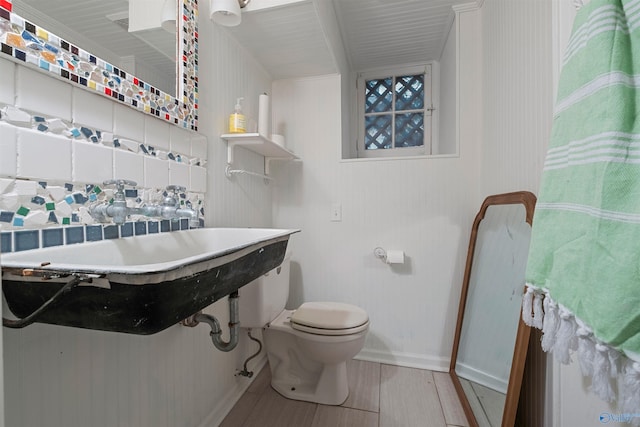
[{"left": 220, "top": 359, "right": 469, "bottom": 427}]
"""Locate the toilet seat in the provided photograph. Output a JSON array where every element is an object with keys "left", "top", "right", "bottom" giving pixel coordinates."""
[{"left": 290, "top": 302, "right": 369, "bottom": 336}]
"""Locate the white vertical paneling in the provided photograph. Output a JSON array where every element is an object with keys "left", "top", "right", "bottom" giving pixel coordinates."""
[
  {"left": 480, "top": 0, "right": 553, "bottom": 197},
  {"left": 439, "top": 18, "right": 457, "bottom": 156},
  {"left": 202, "top": 24, "right": 273, "bottom": 228}
]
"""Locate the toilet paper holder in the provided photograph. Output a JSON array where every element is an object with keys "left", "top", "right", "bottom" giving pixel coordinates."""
[
  {"left": 373, "top": 247, "right": 387, "bottom": 260},
  {"left": 373, "top": 247, "right": 405, "bottom": 265}
]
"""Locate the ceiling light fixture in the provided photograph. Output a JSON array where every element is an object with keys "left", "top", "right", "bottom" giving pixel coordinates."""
[
  {"left": 161, "top": 0, "right": 177, "bottom": 32},
  {"left": 210, "top": 0, "right": 250, "bottom": 27}
]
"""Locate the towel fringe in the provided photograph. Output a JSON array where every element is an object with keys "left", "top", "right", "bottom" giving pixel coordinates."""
[
  {"left": 576, "top": 320, "right": 595, "bottom": 376},
  {"left": 541, "top": 294, "right": 560, "bottom": 352},
  {"left": 592, "top": 343, "right": 615, "bottom": 402},
  {"left": 533, "top": 292, "right": 544, "bottom": 329},
  {"left": 553, "top": 306, "right": 577, "bottom": 364},
  {"left": 522, "top": 286, "right": 640, "bottom": 412},
  {"left": 522, "top": 287, "right": 534, "bottom": 326}
]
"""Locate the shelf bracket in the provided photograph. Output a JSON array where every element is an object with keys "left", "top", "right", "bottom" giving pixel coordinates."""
[
  {"left": 265, "top": 157, "right": 293, "bottom": 175},
  {"left": 223, "top": 133, "right": 298, "bottom": 181},
  {"left": 225, "top": 164, "right": 273, "bottom": 183}
]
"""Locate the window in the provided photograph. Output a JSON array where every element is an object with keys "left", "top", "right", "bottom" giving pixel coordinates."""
[{"left": 357, "top": 65, "right": 433, "bottom": 158}]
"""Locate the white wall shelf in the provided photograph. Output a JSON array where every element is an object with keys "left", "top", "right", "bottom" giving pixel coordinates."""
[{"left": 221, "top": 133, "right": 298, "bottom": 177}]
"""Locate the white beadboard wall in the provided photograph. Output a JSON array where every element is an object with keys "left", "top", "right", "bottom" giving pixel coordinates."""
[
  {"left": 200, "top": 23, "right": 273, "bottom": 229},
  {"left": 2, "top": 2, "right": 276, "bottom": 426},
  {"left": 480, "top": 0, "right": 552, "bottom": 197},
  {"left": 270, "top": 9, "right": 482, "bottom": 370}
]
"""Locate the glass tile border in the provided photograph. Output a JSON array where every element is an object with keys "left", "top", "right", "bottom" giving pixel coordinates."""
[{"left": 0, "top": 219, "right": 199, "bottom": 253}]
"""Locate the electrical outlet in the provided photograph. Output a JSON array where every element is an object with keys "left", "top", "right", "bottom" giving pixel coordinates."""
[{"left": 331, "top": 203, "right": 342, "bottom": 222}]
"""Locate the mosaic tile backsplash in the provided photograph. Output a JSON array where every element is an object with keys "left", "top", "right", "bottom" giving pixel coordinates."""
[
  {"left": 0, "top": 101, "right": 206, "bottom": 253},
  {"left": 0, "top": 0, "right": 198, "bottom": 131},
  {"left": 0, "top": 171, "right": 205, "bottom": 253}
]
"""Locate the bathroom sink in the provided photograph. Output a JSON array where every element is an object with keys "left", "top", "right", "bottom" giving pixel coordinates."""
[{"left": 1, "top": 228, "right": 299, "bottom": 334}]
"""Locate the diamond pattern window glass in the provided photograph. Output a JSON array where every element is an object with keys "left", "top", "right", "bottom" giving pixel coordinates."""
[
  {"left": 360, "top": 66, "right": 431, "bottom": 157},
  {"left": 366, "top": 78, "right": 393, "bottom": 113}
]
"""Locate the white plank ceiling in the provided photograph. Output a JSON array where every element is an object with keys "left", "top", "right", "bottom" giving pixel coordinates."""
[
  {"left": 11, "top": 0, "right": 475, "bottom": 81},
  {"left": 229, "top": 0, "right": 475, "bottom": 79}
]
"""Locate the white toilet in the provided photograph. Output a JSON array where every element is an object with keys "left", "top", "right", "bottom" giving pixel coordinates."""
[{"left": 238, "top": 253, "right": 369, "bottom": 405}]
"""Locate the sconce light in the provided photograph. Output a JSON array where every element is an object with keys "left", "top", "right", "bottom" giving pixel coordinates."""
[
  {"left": 161, "top": 0, "right": 177, "bottom": 32},
  {"left": 210, "top": 0, "right": 250, "bottom": 27}
]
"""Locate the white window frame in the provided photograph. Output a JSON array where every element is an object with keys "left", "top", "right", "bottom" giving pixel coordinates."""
[{"left": 356, "top": 64, "right": 434, "bottom": 159}]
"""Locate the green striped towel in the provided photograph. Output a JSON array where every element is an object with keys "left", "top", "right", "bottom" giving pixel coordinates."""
[{"left": 523, "top": 0, "right": 640, "bottom": 412}]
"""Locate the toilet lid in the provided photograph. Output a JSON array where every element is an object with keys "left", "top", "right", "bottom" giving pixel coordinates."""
[{"left": 290, "top": 302, "right": 369, "bottom": 332}]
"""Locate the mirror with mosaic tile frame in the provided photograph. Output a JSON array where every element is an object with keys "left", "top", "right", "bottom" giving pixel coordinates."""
[{"left": 0, "top": 0, "right": 198, "bottom": 131}]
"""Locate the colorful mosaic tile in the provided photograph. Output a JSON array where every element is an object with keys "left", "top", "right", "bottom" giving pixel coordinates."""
[
  {"left": 0, "top": 0, "right": 198, "bottom": 131},
  {"left": 0, "top": 176, "right": 205, "bottom": 238}
]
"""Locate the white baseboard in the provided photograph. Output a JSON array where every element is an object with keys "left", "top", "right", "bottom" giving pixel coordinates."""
[
  {"left": 355, "top": 348, "right": 450, "bottom": 372},
  {"left": 197, "top": 355, "right": 268, "bottom": 427}
]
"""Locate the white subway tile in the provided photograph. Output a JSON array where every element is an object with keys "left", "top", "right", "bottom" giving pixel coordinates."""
[
  {"left": 15, "top": 67, "right": 72, "bottom": 121},
  {"left": 169, "top": 125, "right": 192, "bottom": 155},
  {"left": 144, "top": 156, "right": 169, "bottom": 189},
  {"left": 0, "top": 58, "right": 15, "bottom": 105},
  {"left": 17, "top": 128, "right": 72, "bottom": 181},
  {"left": 190, "top": 166, "right": 207, "bottom": 192},
  {"left": 113, "top": 103, "right": 145, "bottom": 141},
  {"left": 73, "top": 141, "right": 113, "bottom": 184},
  {"left": 0, "top": 123, "right": 17, "bottom": 178},
  {"left": 168, "top": 161, "right": 189, "bottom": 188},
  {"left": 72, "top": 88, "right": 114, "bottom": 132},
  {"left": 114, "top": 150, "right": 144, "bottom": 186},
  {"left": 145, "top": 115, "right": 170, "bottom": 150},
  {"left": 190, "top": 135, "right": 208, "bottom": 159}
]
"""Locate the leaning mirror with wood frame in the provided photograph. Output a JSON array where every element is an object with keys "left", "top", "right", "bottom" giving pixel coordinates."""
[{"left": 450, "top": 191, "right": 536, "bottom": 427}]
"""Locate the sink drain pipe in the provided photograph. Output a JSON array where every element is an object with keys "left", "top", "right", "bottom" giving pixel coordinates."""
[{"left": 193, "top": 291, "right": 240, "bottom": 352}]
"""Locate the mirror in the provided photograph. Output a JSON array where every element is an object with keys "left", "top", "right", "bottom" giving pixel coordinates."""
[
  {"left": 13, "top": 0, "right": 176, "bottom": 95},
  {"left": 0, "top": 0, "right": 198, "bottom": 131},
  {"left": 449, "top": 191, "right": 536, "bottom": 427}
]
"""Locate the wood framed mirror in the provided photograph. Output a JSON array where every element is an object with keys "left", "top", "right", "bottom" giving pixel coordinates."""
[{"left": 450, "top": 191, "right": 536, "bottom": 427}]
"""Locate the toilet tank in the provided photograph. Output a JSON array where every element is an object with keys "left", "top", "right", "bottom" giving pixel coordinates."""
[{"left": 238, "top": 252, "right": 290, "bottom": 328}]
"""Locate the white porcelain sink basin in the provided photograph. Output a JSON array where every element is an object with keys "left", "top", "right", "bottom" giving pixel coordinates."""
[
  {"left": 2, "top": 227, "right": 298, "bottom": 278},
  {"left": 1, "top": 228, "right": 299, "bottom": 334}
]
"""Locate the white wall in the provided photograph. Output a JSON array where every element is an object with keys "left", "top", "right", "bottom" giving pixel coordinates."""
[
  {"left": 480, "top": 0, "right": 552, "bottom": 197},
  {"left": 270, "top": 9, "right": 482, "bottom": 371},
  {"left": 438, "top": 15, "right": 457, "bottom": 156},
  {"left": 1, "top": 2, "right": 277, "bottom": 426}
]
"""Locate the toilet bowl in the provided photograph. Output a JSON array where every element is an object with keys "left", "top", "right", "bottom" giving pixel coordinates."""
[{"left": 238, "top": 255, "right": 369, "bottom": 405}]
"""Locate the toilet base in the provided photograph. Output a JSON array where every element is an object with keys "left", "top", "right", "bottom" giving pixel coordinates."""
[{"left": 270, "top": 362, "right": 349, "bottom": 406}]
